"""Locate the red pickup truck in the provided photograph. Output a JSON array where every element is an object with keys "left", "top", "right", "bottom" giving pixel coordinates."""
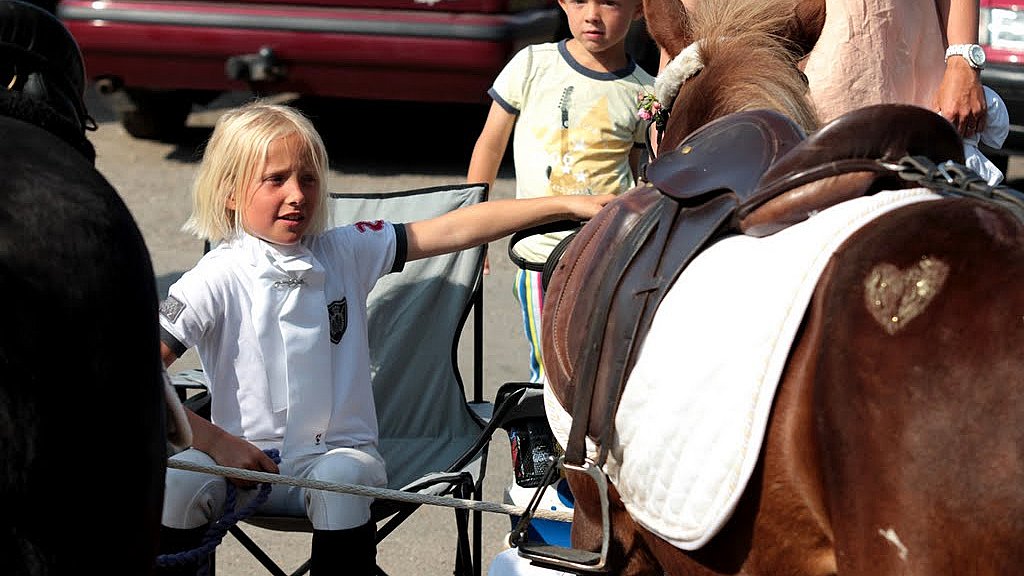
[
  {"left": 58, "top": 0, "right": 564, "bottom": 139},
  {"left": 980, "top": 0, "right": 1024, "bottom": 173}
]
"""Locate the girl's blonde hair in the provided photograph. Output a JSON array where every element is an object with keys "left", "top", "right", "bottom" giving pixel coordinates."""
[{"left": 183, "top": 101, "right": 330, "bottom": 242}]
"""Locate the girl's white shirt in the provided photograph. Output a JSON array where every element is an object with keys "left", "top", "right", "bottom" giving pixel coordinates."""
[{"left": 160, "top": 224, "right": 400, "bottom": 459}]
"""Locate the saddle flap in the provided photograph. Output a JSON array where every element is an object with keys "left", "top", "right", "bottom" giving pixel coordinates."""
[
  {"left": 739, "top": 104, "right": 964, "bottom": 236},
  {"left": 646, "top": 109, "right": 807, "bottom": 205}
]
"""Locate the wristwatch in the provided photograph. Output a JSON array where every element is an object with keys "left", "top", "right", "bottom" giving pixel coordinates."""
[{"left": 945, "top": 44, "right": 986, "bottom": 70}]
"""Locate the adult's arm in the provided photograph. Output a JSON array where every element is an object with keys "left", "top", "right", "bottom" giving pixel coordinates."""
[{"left": 934, "top": 0, "right": 987, "bottom": 136}]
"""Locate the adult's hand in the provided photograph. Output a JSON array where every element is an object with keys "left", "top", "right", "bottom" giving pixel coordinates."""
[{"left": 934, "top": 57, "right": 987, "bottom": 137}]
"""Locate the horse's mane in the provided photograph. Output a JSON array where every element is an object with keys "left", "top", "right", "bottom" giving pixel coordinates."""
[
  {"left": 642, "top": 0, "right": 825, "bottom": 68},
  {"left": 657, "top": 0, "right": 820, "bottom": 152}
]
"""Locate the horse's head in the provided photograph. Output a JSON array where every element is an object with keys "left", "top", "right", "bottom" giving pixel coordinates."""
[
  {"left": 642, "top": 0, "right": 691, "bottom": 64},
  {"left": 648, "top": 0, "right": 823, "bottom": 152},
  {"left": 0, "top": 0, "right": 95, "bottom": 160},
  {"left": 642, "top": 0, "right": 825, "bottom": 63}
]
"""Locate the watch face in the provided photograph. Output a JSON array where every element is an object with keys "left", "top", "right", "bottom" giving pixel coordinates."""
[{"left": 970, "top": 45, "right": 986, "bottom": 66}]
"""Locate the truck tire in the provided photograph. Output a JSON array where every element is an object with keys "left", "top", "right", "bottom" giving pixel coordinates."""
[{"left": 119, "top": 89, "right": 193, "bottom": 141}]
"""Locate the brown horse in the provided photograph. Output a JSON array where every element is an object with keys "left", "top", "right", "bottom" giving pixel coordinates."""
[{"left": 531, "top": 1, "right": 1024, "bottom": 574}]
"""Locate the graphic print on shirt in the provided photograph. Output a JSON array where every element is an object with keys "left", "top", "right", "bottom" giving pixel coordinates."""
[
  {"left": 328, "top": 298, "right": 348, "bottom": 344},
  {"left": 546, "top": 85, "right": 574, "bottom": 182},
  {"left": 540, "top": 94, "right": 616, "bottom": 196}
]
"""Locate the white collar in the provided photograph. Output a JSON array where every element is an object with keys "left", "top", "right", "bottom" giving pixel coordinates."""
[{"left": 235, "top": 232, "right": 315, "bottom": 277}]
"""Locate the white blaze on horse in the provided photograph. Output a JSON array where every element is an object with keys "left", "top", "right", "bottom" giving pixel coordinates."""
[
  {"left": 0, "top": 2, "right": 188, "bottom": 574},
  {"left": 512, "top": 1, "right": 1024, "bottom": 575}
]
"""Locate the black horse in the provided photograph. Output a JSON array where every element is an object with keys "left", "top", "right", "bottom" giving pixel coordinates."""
[{"left": 0, "top": 2, "right": 172, "bottom": 574}]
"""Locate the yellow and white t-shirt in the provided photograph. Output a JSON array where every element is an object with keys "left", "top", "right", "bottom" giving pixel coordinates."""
[{"left": 490, "top": 39, "right": 655, "bottom": 263}]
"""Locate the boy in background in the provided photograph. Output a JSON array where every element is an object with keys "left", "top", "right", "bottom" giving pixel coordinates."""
[{"left": 467, "top": 0, "right": 655, "bottom": 383}]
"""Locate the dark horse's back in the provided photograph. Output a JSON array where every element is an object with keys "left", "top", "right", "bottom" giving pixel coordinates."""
[
  {"left": 1, "top": 1, "right": 167, "bottom": 573},
  {"left": 803, "top": 196, "right": 1024, "bottom": 573},
  {"left": 0, "top": 112, "right": 165, "bottom": 575}
]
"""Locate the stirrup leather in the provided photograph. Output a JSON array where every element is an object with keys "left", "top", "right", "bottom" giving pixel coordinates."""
[{"left": 510, "top": 457, "right": 611, "bottom": 574}]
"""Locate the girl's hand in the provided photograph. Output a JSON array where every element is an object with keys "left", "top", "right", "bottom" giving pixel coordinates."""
[
  {"left": 207, "top": 430, "right": 280, "bottom": 489},
  {"left": 566, "top": 193, "right": 615, "bottom": 220}
]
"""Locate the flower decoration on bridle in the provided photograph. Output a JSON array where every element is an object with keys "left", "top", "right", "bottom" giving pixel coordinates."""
[{"left": 637, "top": 90, "right": 667, "bottom": 132}]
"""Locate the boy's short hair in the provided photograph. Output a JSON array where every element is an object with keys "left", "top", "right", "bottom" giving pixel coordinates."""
[{"left": 184, "top": 100, "right": 330, "bottom": 242}]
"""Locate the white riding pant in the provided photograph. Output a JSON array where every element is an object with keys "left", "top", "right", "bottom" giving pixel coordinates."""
[{"left": 163, "top": 445, "right": 387, "bottom": 531}]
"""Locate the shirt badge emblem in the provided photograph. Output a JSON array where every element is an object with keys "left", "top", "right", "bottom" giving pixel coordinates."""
[
  {"left": 328, "top": 298, "right": 347, "bottom": 344},
  {"left": 160, "top": 296, "right": 186, "bottom": 323}
]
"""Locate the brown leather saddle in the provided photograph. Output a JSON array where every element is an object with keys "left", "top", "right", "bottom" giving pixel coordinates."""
[{"left": 541, "top": 103, "right": 964, "bottom": 468}]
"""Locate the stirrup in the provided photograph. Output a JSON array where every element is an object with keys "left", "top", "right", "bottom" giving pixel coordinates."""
[{"left": 510, "top": 456, "right": 610, "bottom": 574}]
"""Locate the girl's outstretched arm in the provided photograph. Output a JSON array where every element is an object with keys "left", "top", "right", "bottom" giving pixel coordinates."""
[{"left": 404, "top": 194, "right": 613, "bottom": 261}]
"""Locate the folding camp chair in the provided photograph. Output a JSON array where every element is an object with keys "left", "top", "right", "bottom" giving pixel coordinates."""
[{"left": 170, "top": 183, "right": 511, "bottom": 576}]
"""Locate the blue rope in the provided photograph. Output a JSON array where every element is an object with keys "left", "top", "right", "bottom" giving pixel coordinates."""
[{"left": 156, "top": 449, "right": 282, "bottom": 574}]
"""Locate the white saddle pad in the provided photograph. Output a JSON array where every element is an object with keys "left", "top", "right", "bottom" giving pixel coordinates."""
[{"left": 545, "top": 188, "right": 939, "bottom": 550}]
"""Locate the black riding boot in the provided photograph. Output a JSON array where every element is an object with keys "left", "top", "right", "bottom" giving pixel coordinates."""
[
  {"left": 155, "top": 525, "right": 211, "bottom": 576},
  {"left": 311, "top": 521, "right": 377, "bottom": 576}
]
